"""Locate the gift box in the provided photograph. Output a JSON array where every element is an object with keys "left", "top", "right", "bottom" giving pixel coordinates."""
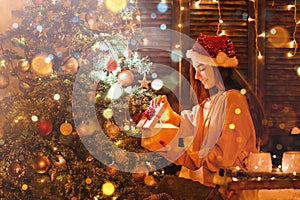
[
  {"left": 136, "top": 103, "right": 179, "bottom": 151},
  {"left": 136, "top": 103, "right": 165, "bottom": 129},
  {"left": 141, "top": 123, "right": 178, "bottom": 151}
]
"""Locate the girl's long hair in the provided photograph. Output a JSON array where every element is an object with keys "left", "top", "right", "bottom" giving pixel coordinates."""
[{"left": 189, "top": 65, "right": 269, "bottom": 147}]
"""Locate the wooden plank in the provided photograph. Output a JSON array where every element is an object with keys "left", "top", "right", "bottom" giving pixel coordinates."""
[{"left": 227, "top": 179, "right": 300, "bottom": 190}]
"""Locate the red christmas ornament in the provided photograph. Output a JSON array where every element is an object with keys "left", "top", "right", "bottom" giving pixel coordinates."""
[
  {"left": 37, "top": 119, "right": 53, "bottom": 136},
  {"left": 118, "top": 70, "right": 134, "bottom": 87},
  {"left": 106, "top": 57, "right": 118, "bottom": 72},
  {"left": 33, "top": 0, "right": 43, "bottom": 5}
]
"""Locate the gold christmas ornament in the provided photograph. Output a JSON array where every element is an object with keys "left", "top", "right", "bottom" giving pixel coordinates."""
[
  {"left": 31, "top": 54, "right": 53, "bottom": 77},
  {"left": 32, "top": 156, "right": 51, "bottom": 174},
  {"left": 60, "top": 121, "right": 73, "bottom": 135},
  {"left": 117, "top": 70, "right": 134, "bottom": 87},
  {"left": 17, "top": 59, "right": 30, "bottom": 72},
  {"left": 62, "top": 56, "right": 79, "bottom": 74}
]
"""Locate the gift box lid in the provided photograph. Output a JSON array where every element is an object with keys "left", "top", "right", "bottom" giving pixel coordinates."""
[{"left": 136, "top": 103, "right": 165, "bottom": 129}]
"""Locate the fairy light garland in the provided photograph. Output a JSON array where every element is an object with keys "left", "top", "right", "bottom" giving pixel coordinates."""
[
  {"left": 216, "top": 0, "right": 225, "bottom": 35},
  {"left": 177, "top": 0, "right": 184, "bottom": 106},
  {"left": 288, "top": 0, "right": 298, "bottom": 57},
  {"left": 248, "top": 0, "right": 263, "bottom": 60}
]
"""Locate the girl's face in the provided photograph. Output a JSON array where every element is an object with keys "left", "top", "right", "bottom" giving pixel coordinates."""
[{"left": 192, "top": 62, "right": 216, "bottom": 89}]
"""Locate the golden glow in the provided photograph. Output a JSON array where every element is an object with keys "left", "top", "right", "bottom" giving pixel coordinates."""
[
  {"left": 114, "top": 140, "right": 122, "bottom": 146},
  {"left": 31, "top": 115, "right": 38, "bottom": 122},
  {"left": 258, "top": 33, "right": 266, "bottom": 37},
  {"left": 136, "top": 15, "right": 141, "bottom": 21},
  {"left": 287, "top": 5, "right": 295, "bottom": 10},
  {"left": 287, "top": 52, "right": 294, "bottom": 57},
  {"left": 178, "top": 23, "right": 182, "bottom": 28},
  {"left": 86, "top": 178, "right": 92, "bottom": 184},
  {"left": 258, "top": 51, "right": 263, "bottom": 59},
  {"left": 219, "top": 30, "right": 226, "bottom": 36},
  {"left": 21, "top": 184, "right": 28, "bottom": 190},
  {"left": 229, "top": 123, "right": 236, "bottom": 130},
  {"left": 289, "top": 40, "right": 296, "bottom": 48},
  {"left": 219, "top": 19, "right": 223, "bottom": 24},
  {"left": 103, "top": 108, "right": 114, "bottom": 119},
  {"left": 235, "top": 108, "right": 241, "bottom": 115},
  {"left": 180, "top": 6, "right": 184, "bottom": 11},
  {"left": 248, "top": 17, "right": 255, "bottom": 22},
  {"left": 104, "top": 0, "right": 127, "bottom": 13},
  {"left": 0, "top": 60, "right": 6, "bottom": 67},
  {"left": 102, "top": 182, "right": 116, "bottom": 196},
  {"left": 240, "top": 89, "right": 247, "bottom": 95},
  {"left": 296, "top": 66, "right": 300, "bottom": 76}
]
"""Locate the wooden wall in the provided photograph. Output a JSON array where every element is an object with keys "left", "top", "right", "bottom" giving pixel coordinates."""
[{"left": 137, "top": 0, "right": 300, "bottom": 153}]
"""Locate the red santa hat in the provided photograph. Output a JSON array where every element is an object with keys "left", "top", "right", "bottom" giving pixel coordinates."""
[{"left": 186, "top": 33, "right": 239, "bottom": 68}]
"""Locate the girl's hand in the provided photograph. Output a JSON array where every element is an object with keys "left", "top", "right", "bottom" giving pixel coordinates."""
[{"left": 151, "top": 95, "right": 174, "bottom": 123}]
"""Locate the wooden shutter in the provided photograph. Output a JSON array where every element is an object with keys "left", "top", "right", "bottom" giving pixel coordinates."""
[{"left": 263, "top": 0, "right": 300, "bottom": 136}]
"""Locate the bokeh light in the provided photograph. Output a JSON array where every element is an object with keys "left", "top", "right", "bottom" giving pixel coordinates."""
[
  {"left": 157, "top": 2, "right": 168, "bottom": 13},
  {"left": 12, "top": 22, "right": 18, "bottom": 29},
  {"left": 170, "top": 49, "right": 183, "bottom": 62},
  {"left": 268, "top": 26, "right": 289, "bottom": 48},
  {"left": 160, "top": 24, "right": 167, "bottom": 30},
  {"left": 150, "top": 13, "right": 157, "bottom": 19},
  {"left": 36, "top": 25, "right": 43, "bottom": 32},
  {"left": 31, "top": 115, "right": 38, "bottom": 122},
  {"left": 104, "top": 0, "right": 127, "bottom": 13},
  {"left": 151, "top": 79, "right": 163, "bottom": 90},
  {"left": 102, "top": 182, "right": 115, "bottom": 196},
  {"left": 296, "top": 66, "right": 300, "bottom": 77},
  {"left": 102, "top": 108, "right": 114, "bottom": 119}
]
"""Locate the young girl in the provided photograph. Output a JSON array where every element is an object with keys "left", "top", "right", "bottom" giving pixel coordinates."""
[{"left": 144, "top": 34, "right": 268, "bottom": 199}]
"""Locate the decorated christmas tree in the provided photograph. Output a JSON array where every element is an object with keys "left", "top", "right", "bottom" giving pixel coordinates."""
[{"left": 0, "top": 0, "right": 179, "bottom": 199}]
